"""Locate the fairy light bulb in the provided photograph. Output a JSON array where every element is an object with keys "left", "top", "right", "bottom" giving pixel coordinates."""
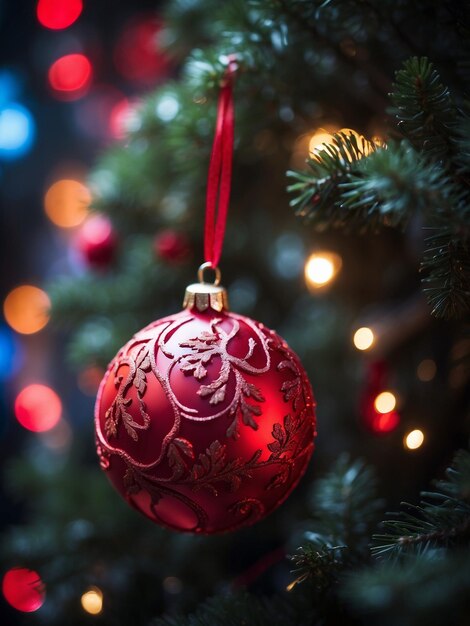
[
  {"left": 304, "top": 252, "right": 342, "bottom": 289},
  {"left": 81, "top": 587, "right": 103, "bottom": 615},
  {"left": 353, "top": 327, "right": 374, "bottom": 351},
  {"left": 404, "top": 429, "right": 424, "bottom": 450},
  {"left": 373, "top": 391, "right": 397, "bottom": 414}
]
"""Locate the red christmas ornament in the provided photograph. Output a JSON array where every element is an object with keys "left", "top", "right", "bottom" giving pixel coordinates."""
[
  {"left": 95, "top": 268, "right": 316, "bottom": 534},
  {"left": 154, "top": 229, "right": 191, "bottom": 263},
  {"left": 95, "top": 57, "right": 316, "bottom": 534},
  {"left": 77, "top": 214, "right": 117, "bottom": 269}
]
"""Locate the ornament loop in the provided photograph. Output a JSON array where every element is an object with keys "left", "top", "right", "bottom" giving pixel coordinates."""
[{"left": 198, "top": 262, "right": 222, "bottom": 286}]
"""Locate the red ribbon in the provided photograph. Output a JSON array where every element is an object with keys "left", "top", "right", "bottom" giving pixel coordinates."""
[{"left": 204, "top": 58, "right": 237, "bottom": 269}]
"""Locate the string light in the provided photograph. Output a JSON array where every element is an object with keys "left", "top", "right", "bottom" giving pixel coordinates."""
[
  {"left": 374, "top": 391, "right": 397, "bottom": 414},
  {"left": 404, "top": 429, "right": 424, "bottom": 450},
  {"left": 44, "top": 179, "right": 91, "bottom": 228},
  {"left": 304, "top": 252, "right": 342, "bottom": 289},
  {"left": 308, "top": 127, "right": 338, "bottom": 156},
  {"left": 37, "top": 0, "right": 83, "bottom": 30},
  {"left": 14, "top": 384, "right": 62, "bottom": 432},
  {"left": 48, "top": 54, "right": 92, "bottom": 100},
  {"left": 81, "top": 587, "right": 103, "bottom": 615},
  {"left": 2, "top": 568, "right": 45, "bottom": 612},
  {"left": 3, "top": 285, "right": 50, "bottom": 335},
  {"left": 353, "top": 327, "right": 374, "bottom": 351}
]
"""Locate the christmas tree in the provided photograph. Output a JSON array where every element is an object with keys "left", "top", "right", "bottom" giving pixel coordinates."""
[{"left": 1, "top": 1, "right": 469, "bottom": 625}]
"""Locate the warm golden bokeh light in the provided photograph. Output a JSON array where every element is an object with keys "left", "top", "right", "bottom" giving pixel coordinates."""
[
  {"left": 353, "top": 327, "right": 374, "bottom": 351},
  {"left": 304, "top": 252, "right": 342, "bottom": 289},
  {"left": 3, "top": 285, "right": 50, "bottom": 335},
  {"left": 44, "top": 179, "right": 91, "bottom": 228},
  {"left": 404, "top": 429, "right": 425, "bottom": 450},
  {"left": 81, "top": 587, "right": 103, "bottom": 615},
  {"left": 417, "top": 358, "right": 437, "bottom": 382},
  {"left": 374, "top": 391, "right": 397, "bottom": 414},
  {"left": 308, "top": 128, "right": 338, "bottom": 156}
]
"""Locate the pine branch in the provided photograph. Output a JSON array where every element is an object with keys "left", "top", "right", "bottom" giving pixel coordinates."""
[
  {"left": 287, "top": 456, "right": 382, "bottom": 589},
  {"left": 151, "top": 590, "right": 314, "bottom": 626},
  {"left": 372, "top": 449, "right": 470, "bottom": 559},
  {"left": 343, "top": 548, "right": 470, "bottom": 626},
  {"left": 421, "top": 225, "right": 470, "bottom": 319},
  {"left": 389, "top": 56, "right": 459, "bottom": 163},
  {"left": 287, "top": 130, "right": 381, "bottom": 231}
]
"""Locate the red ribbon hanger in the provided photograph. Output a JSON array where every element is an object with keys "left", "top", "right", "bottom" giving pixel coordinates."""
[{"left": 204, "top": 56, "right": 238, "bottom": 270}]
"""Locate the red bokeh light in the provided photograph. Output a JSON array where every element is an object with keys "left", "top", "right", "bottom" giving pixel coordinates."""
[
  {"left": 14, "top": 384, "right": 62, "bottom": 432},
  {"left": 2, "top": 568, "right": 45, "bottom": 613},
  {"left": 48, "top": 54, "right": 92, "bottom": 100},
  {"left": 77, "top": 214, "right": 117, "bottom": 268},
  {"left": 370, "top": 410, "right": 400, "bottom": 434},
  {"left": 114, "top": 17, "right": 170, "bottom": 85},
  {"left": 37, "top": 0, "right": 83, "bottom": 30},
  {"left": 109, "top": 98, "right": 135, "bottom": 139}
]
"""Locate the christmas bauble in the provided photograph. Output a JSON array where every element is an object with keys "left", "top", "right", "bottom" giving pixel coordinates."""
[
  {"left": 77, "top": 214, "right": 117, "bottom": 269},
  {"left": 95, "top": 272, "right": 316, "bottom": 534},
  {"left": 154, "top": 229, "right": 191, "bottom": 263}
]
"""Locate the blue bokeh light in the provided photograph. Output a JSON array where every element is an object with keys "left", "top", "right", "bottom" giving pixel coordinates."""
[
  {"left": 0, "top": 103, "right": 36, "bottom": 160},
  {"left": 0, "top": 325, "right": 23, "bottom": 380}
]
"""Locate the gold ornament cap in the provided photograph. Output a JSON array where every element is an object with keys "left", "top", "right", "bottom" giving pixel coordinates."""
[{"left": 183, "top": 263, "right": 229, "bottom": 312}]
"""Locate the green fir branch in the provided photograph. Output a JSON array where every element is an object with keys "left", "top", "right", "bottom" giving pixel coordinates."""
[
  {"left": 389, "top": 56, "right": 458, "bottom": 163},
  {"left": 288, "top": 456, "right": 382, "bottom": 589},
  {"left": 372, "top": 449, "right": 470, "bottom": 559},
  {"left": 287, "top": 130, "right": 381, "bottom": 231},
  {"left": 151, "top": 590, "right": 314, "bottom": 626}
]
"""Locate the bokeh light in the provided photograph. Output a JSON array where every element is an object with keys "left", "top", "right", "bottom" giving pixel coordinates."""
[
  {"left": 2, "top": 568, "right": 45, "bottom": 612},
  {"left": 374, "top": 391, "right": 397, "bottom": 414},
  {"left": 304, "top": 251, "right": 342, "bottom": 288},
  {"left": 109, "top": 98, "right": 140, "bottom": 139},
  {"left": 417, "top": 358, "right": 436, "bottom": 382},
  {"left": 48, "top": 54, "right": 92, "bottom": 100},
  {"left": 3, "top": 286, "right": 50, "bottom": 335},
  {"left": 404, "top": 429, "right": 425, "bottom": 450},
  {"left": 114, "top": 17, "right": 170, "bottom": 85},
  {"left": 353, "top": 327, "right": 374, "bottom": 351},
  {"left": 81, "top": 587, "right": 103, "bottom": 615},
  {"left": 308, "top": 127, "right": 338, "bottom": 156},
  {"left": 309, "top": 127, "right": 379, "bottom": 161},
  {"left": 0, "top": 325, "right": 23, "bottom": 380},
  {"left": 44, "top": 179, "right": 91, "bottom": 228},
  {"left": 77, "top": 214, "right": 116, "bottom": 268},
  {"left": 14, "top": 384, "right": 62, "bottom": 432},
  {"left": 0, "top": 103, "right": 35, "bottom": 160},
  {"left": 37, "top": 0, "right": 83, "bottom": 30},
  {"left": 371, "top": 410, "right": 400, "bottom": 434}
]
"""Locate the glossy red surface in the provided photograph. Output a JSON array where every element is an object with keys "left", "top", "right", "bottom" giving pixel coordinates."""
[{"left": 95, "top": 307, "right": 316, "bottom": 534}]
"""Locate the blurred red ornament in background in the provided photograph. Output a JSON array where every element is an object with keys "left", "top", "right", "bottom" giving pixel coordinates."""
[
  {"left": 154, "top": 230, "right": 191, "bottom": 263},
  {"left": 114, "top": 17, "right": 170, "bottom": 85},
  {"left": 37, "top": 0, "right": 83, "bottom": 30},
  {"left": 48, "top": 54, "right": 92, "bottom": 100},
  {"left": 360, "top": 360, "right": 400, "bottom": 434},
  {"left": 2, "top": 568, "right": 45, "bottom": 612},
  {"left": 95, "top": 282, "right": 316, "bottom": 534},
  {"left": 77, "top": 214, "right": 117, "bottom": 269}
]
